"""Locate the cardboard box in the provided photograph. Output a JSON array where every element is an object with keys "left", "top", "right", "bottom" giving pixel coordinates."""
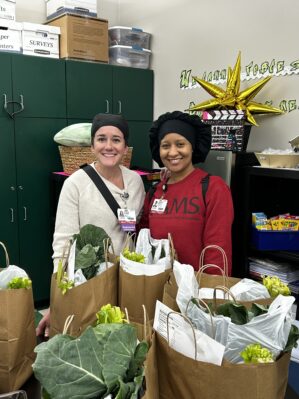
[
  {"left": 255, "top": 153, "right": 299, "bottom": 168},
  {"left": 46, "top": 0, "right": 97, "bottom": 20},
  {"left": 0, "top": 20, "right": 22, "bottom": 53},
  {"left": 47, "top": 14, "right": 108, "bottom": 62},
  {"left": 22, "top": 22, "right": 60, "bottom": 58},
  {"left": 0, "top": 0, "right": 15, "bottom": 21}
]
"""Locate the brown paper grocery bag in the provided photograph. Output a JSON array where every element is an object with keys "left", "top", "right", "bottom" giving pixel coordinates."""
[
  {"left": 50, "top": 251, "right": 118, "bottom": 338},
  {"left": 144, "top": 331, "right": 291, "bottom": 399},
  {"left": 0, "top": 242, "right": 36, "bottom": 393},
  {"left": 118, "top": 267, "right": 171, "bottom": 324}
]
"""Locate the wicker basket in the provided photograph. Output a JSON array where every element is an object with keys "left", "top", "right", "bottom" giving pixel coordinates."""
[{"left": 59, "top": 146, "right": 133, "bottom": 174}]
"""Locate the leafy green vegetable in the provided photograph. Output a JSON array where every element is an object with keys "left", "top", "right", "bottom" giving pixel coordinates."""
[
  {"left": 7, "top": 277, "right": 32, "bottom": 289},
  {"left": 284, "top": 324, "right": 299, "bottom": 352},
  {"left": 123, "top": 248, "right": 145, "bottom": 263},
  {"left": 33, "top": 322, "right": 148, "bottom": 399},
  {"left": 249, "top": 303, "right": 269, "bottom": 318},
  {"left": 240, "top": 343, "right": 274, "bottom": 363},
  {"left": 215, "top": 302, "right": 249, "bottom": 325},
  {"left": 73, "top": 224, "right": 110, "bottom": 280},
  {"left": 96, "top": 304, "right": 127, "bottom": 324},
  {"left": 56, "top": 259, "right": 74, "bottom": 295},
  {"left": 262, "top": 275, "right": 291, "bottom": 297}
]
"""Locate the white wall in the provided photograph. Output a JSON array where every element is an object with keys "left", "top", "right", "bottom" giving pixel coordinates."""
[
  {"left": 117, "top": 0, "right": 299, "bottom": 151},
  {"left": 15, "top": 0, "right": 299, "bottom": 151}
]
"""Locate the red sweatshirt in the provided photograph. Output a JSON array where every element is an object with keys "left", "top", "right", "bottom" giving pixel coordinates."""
[{"left": 139, "top": 168, "right": 234, "bottom": 274}]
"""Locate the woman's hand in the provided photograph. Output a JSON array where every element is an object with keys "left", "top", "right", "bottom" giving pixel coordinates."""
[{"left": 36, "top": 308, "right": 50, "bottom": 338}]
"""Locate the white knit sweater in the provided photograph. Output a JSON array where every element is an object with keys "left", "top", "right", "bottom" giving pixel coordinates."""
[{"left": 52, "top": 164, "right": 145, "bottom": 270}]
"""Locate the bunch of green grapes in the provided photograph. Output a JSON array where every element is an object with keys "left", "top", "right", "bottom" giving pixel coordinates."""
[
  {"left": 123, "top": 248, "right": 145, "bottom": 263},
  {"left": 240, "top": 343, "right": 274, "bottom": 364},
  {"left": 262, "top": 275, "right": 291, "bottom": 297},
  {"left": 7, "top": 277, "right": 32, "bottom": 289}
]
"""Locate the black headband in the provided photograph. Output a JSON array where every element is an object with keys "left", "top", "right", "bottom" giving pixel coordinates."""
[
  {"left": 158, "top": 119, "right": 196, "bottom": 149},
  {"left": 91, "top": 113, "right": 129, "bottom": 143}
]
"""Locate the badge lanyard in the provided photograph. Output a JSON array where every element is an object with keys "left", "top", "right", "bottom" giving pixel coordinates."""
[
  {"left": 118, "top": 191, "right": 136, "bottom": 232},
  {"left": 151, "top": 180, "right": 168, "bottom": 214}
]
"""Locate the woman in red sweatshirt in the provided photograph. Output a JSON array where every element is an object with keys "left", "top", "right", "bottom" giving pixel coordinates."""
[{"left": 139, "top": 111, "right": 234, "bottom": 275}]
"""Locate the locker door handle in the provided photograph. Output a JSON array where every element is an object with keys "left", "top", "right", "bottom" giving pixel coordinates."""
[
  {"left": 9, "top": 208, "right": 14, "bottom": 223},
  {"left": 23, "top": 206, "right": 27, "bottom": 221},
  {"left": 105, "top": 99, "right": 110, "bottom": 113},
  {"left": 3, "top": 93, "right": 25, "bottom": 118},
  {"left": 117, "top": 100, "right": 122, "bottom": 114}
]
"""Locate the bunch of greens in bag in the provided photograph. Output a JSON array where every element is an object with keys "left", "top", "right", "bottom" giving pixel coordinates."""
[
  {"left": 73, "top": 224, "right": 110, "bottom": 280},
  {"left": 96, "top": 304, "right": 127, "bottom": 325},
  {"left": 262, "top": 275, "right": 291, "bottom": 297},
  {"left": 202, "top": 299, "right": 299, "bottom": 356},
  {"left": 33, "top": 322, "right": 148, "bottom": 399},
  {"left": 7, "top": 276, "right": 32, "bottom": 289}
]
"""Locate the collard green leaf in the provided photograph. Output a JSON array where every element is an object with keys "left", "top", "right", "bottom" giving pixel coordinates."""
[
  {"left": 284, "top": 324, "right": 299, "bottom": 352},
  {"left": 33, "top": 328, "right": 107, "bottom": 399},
  {"left": 75, "top": 244, "right": 98, "bottom": 270},
  {"left": 114, "top": 378, "right": 135, "bottom": 399},
  {"left": 126, "top": 341, "right": 148, "bottom": 382},
  {"left": 250, "top": 303, "right": 269, "bottom": 318},
  {"left": 216, "top": 302, "right": 248, "bottom": 325},
  {"left": 74, "top": 224, "right": 109, "bottom": 255},
  {"left": 129, "top": 374, "right": 145, "bottom": 399},
  {"left": 103, "top": 324, "right": 137, "bottom": 391}
]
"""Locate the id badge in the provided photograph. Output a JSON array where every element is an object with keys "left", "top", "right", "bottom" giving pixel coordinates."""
[
  {"left": 117, "top": 208, "right": 136, "bottom": 232},
  {"left": 151, "top": 199, "right": 168, "bottom": 214}
]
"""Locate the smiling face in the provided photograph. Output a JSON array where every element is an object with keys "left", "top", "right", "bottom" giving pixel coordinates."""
[
  {"left": 159, "top": 132, "right": 194, "bottom": 180},
  {"left": 91, "top": 125, "right": 127, "bottom": 168}
]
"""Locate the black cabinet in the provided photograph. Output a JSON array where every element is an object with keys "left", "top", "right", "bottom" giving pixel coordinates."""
[{"left": 237, "top": 166, "right": 299, "bottom": 317}]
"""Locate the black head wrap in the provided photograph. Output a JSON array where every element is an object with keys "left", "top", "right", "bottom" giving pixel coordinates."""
[
  {"left": 149, "top": 111, "right": 211, "bottom": 167},
  {"left": 91, "top": 113, "right": 129, "bottom": 144}
]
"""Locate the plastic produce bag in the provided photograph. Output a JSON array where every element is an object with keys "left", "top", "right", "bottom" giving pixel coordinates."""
[{"left": 224, "top": 295, "right": 295, "bottom": 363}]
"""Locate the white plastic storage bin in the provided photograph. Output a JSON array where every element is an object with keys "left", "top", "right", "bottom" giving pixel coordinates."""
[
  {"left": 22, "top": 23, "right": 60, "bottom": 58},
  {"left": 108, "top": 26, "right": 151, "bottom": 49},
  {"left": 109, "top": 45, "right": 151, "bottom": 69},
  {"left": 0, "top": 0, "right": 16, "bottom": 21},
  {"left": 0, "top": 20, "right": 22, "bottom": 53},
  {"left": 46, "top": 0, "right": 97, "bottom": 20}
]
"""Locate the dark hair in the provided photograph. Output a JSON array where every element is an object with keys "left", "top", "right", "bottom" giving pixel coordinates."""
[
  {"left": 149, "top": 111, "right": 211, "bottom": 167},
  {"left": 91, "top": 113, "right": 129, "bottom": 144}
]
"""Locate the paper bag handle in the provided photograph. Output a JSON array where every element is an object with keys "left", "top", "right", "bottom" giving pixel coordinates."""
[
  {"left": 63, "top": 314, "right": 75, "bottom": 335},
  {"left": 196, "top": 263, "right": 227, "bottom": 288},
  {"left": 185, "top": 297, "right": 215, "bottom": 338},
  {"left": 123, "top": 232, "right": 136, "bottom": 252},
  {"left": 103, "top": 237, "right": 116, "bottom": 270},
  {"left": 168, "top": 233, "right": 177, "bottom": 267},
  {"left": 213, "top": 285, "right": 236, "bottom": 309},
  {"left": 0, "top": 241, "right": 10, "bottom": 268},
  {"left": 198, "top": 245, "right": 228, "bottom": 277},
  {"left": 166, "top": 311, "right": 197, "bottom": 360},
  {"left": 125, "top": 304, "right": 151, "bottom": 341}
]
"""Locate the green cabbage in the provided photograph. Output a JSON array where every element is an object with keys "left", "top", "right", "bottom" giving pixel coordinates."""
[{"left": 54, "top": 123, "right": 91, "bottom": 147}]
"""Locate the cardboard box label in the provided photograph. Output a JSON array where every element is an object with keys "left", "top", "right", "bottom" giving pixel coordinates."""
[
  {"left": 0, "top": 22, "right": 21, "bottom": 52},
  {"left": 22, "top": 28, "right": 60, "bottom": 58},
  {"left": 0, "top": 0, "right": 16, "bottom": 21}
]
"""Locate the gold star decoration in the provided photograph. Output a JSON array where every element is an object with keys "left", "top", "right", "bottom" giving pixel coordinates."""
[{"left": 188, "top": 52, "right": 283, "bottom": 126}]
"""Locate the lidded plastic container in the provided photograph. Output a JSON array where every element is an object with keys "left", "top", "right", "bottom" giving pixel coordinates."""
[
  {"left": 109, "top": 45, "right": 151, "bottom": 69},
  {"left": 108, "top": 26, "right": 151, "bottom": 50}
]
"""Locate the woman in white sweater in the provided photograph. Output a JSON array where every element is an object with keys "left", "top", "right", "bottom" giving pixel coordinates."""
[{"left": 36, "top": 113, "right": 145, "bottom": 337}]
